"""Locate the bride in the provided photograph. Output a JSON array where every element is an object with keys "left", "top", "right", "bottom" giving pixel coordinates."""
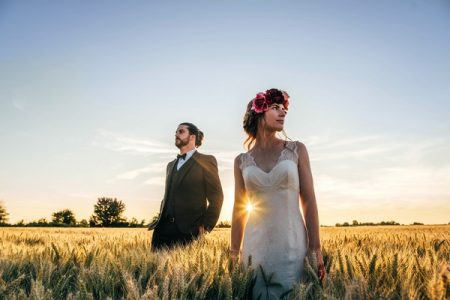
[{"left": 231, "top": 88, "right": 325, "bottom": 299}]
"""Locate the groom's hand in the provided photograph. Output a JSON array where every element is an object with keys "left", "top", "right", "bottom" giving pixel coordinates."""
[{"left": 198, "top": 224, "right": 206, "bottom": 235}]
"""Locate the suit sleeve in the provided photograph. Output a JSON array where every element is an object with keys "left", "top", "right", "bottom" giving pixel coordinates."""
[
  {"left": 202, "top": 155, "right": 224, "bottom": 231},
  {"left": 148, "top": 161, "right": 173, "bottom": 230},
  {"left": 158, "top": 162, "right": 172, "bottom": 212}
]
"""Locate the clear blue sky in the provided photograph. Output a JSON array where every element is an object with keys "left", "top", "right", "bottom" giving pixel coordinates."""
[{"left": 1, "top": 0, "right": 449, "bottom": 225}]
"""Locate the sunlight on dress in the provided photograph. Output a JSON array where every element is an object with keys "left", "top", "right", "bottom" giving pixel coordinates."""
[{"left": 246, "top": 202, "right": 254, "bottom": 213}]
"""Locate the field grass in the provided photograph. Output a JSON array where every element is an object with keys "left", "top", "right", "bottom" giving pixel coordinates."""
[{"left": 0, "top": 226, "right": 449, "bottom": 299}]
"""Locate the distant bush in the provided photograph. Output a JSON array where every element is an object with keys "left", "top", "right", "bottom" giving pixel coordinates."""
[
  {"left": 0, "top": 201, "right": 9, "bottom": 225},
  {"left": 216, "top": 220, "right": 231, "bottom": 228}
]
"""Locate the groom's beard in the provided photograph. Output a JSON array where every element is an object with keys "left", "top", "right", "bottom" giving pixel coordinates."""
[{"left": 175, "top": 136, "right": 189, "bottom": 148}]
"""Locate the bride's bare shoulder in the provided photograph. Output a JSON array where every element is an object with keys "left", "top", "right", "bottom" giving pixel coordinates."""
[
  {"left": 234, "top": 152, "right": 245, "bottom": 159},
  {"left": 291, "top": 141, "right": 311, "bottom": 164},
  {"left": 234, "top": 153, "right": 245, "bottom": 165},
  {"left": 295, "top": 140, "right": 307, "bottom": 150},
  {"left": 286, "top": 140, "right": 308, "bottom": 157}
]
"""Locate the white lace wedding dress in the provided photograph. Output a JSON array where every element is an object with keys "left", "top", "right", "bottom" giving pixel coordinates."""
[{"left": 240, "top": 141, "right": 308, "bottom": 299}]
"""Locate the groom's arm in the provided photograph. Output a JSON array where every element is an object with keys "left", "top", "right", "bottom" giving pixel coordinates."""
[
  {"left": 148, "top": 161, "right": 173, "bottom": 230},
  {"left": 202, "top": 155, "right": 224, "bottom": 231}
]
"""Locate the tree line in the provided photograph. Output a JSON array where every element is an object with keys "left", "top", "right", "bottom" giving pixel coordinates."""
[
  {"left": 335, "top": 220, "right": 432, "bottom": 227},
  {"left": 0, "top": 197, "right": 147, "bottom": 228}
]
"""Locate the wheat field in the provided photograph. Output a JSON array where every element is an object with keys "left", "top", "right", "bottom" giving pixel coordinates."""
[{"left": 0, "top": 226, "right": 448, "bottom": 299}]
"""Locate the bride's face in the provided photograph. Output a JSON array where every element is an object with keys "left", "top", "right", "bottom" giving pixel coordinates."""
[{"left": 262, "top": 103, "right": 287, "bottom": 132}]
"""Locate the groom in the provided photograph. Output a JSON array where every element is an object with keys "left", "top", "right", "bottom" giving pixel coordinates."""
[{"left": 149, "top": 122, "right": 224, "bottom": 250}]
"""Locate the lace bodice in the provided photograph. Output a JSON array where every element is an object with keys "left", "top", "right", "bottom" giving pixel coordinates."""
[
  {"left": 239, "top": 140, "right": 299, "bottom": 171},
  {"left": 238, "top": 141, "right": 300, "bottom": 192}
]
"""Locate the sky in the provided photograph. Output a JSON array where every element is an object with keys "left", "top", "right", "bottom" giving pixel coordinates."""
[{"left": 0, "top": 0, "right": 449, "bottom": 225}]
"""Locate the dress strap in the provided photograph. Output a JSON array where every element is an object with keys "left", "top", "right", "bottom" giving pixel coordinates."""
[
  {"left": 279, "top": 140, "right": 299, "bottom": 163},
  {"left": 239, "top": 152, "right": 255, "bottom": 171}
]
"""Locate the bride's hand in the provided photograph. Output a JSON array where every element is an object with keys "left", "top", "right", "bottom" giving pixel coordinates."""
[
  {"left": 308, "top": 248, "right": 326, "bottom": 282},
  {"left": 316, "top": 249, "right": 326, "bottom": 281},
  {"left": 230, "top": 249, "right": 241, "bottom": 262}
]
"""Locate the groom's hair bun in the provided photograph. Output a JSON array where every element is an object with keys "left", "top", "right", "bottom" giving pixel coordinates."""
[{"left": 179, "top": 122, "right": 204, "bottom": 147}]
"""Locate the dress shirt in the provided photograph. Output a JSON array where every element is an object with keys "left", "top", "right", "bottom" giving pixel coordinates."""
[{"left": 176, "top": 149, "right": 197, "bottom": 170}]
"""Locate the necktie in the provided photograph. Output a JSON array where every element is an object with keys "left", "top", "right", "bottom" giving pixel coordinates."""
[{"left": 177, "top": 153, "right": 187, "bottom": 160}]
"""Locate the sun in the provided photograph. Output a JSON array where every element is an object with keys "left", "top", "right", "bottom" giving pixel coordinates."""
[{"left": 246, "top": 203, "right": 254, "bottom": 213}]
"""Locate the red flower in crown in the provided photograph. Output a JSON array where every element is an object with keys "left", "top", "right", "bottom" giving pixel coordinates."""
[
  {"left": 282, "top": 91, "right": 290, "bottom": 110},
  {"left": 251, "top": 92, "right": 270, "bottom": 113}
]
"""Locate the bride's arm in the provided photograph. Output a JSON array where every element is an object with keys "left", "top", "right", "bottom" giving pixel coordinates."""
[
  {"left": 231, "top": 154, "right": 248, "bottom": 258},
  {"left": 297, "top": 142, "right": 321, "bottom": 251},
  {"left": 297, "top": 142, "right": 326, "bottom": 280}
]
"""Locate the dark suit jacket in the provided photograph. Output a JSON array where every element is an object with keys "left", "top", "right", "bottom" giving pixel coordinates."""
[{"left": 149, "top": 151, "right": 223, "bottom": 235}]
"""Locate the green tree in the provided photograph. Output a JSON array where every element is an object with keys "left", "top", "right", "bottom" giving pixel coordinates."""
[
  {"left": 51, "top": 209, "right": 77, "bottom": 226},
  {"left": 28, "top": 218, "right": 49, "bottom": 226},
  {"left": 0, "top": 202, "right": 9, "bottom": 224},
  {"left": 129, "top": 217, "right": 139, "bottom": 227},
  {"left": 89, "top": 215, "right": 99, "bottom": 227},
  {"left": 92, "top": 197, "right": 126, "bottom": 227},
  {"left": 78, "top": 219, "right": 89, "bottom": 227}
]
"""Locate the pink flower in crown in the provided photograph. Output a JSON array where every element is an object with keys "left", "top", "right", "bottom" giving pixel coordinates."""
[{"left": 252, "top": 92, "right": 269, "bottom": 113}]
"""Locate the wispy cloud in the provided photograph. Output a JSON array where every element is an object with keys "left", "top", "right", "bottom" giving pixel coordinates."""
[
  {"left": 143, "top": 176, "right": 166, "bottom": 186},
  {"left": 110, "top": 163, "right": 166, "bottom": 182},
  {"left": 310, "top": 134, "right": 450, "bottom": 222},
  {"left": 93, "top": 129, "right": 176, "bottom": 156},
  {"left": 306, "top": 134, "right": 448, "bottom": 163},
  {"left": 317, "top": 163, "right": 450, "bottom": 204},
  {"left": 12, "top": 100, "right": 25, "bottom": 112},
  {"left": 208, "top": 150, "right": 239, "bottom": 171},
  {"left": 115, "top": 167, "right": 154, "bottom": 180},
  {"left": 93, "top": 129, "right": 176, "bottom": 185},
  {"left": 306, "top": 134, "right": 383, "bottom": 150}
]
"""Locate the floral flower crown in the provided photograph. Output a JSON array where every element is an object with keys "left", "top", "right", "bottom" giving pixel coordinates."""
[{"left": 251, "top": 89, "right": 290, "bottom": 114}]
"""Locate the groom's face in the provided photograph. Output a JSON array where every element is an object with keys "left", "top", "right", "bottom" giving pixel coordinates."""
[{"left": 175, "top": 125, "right": 191, "bottom": 148}]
